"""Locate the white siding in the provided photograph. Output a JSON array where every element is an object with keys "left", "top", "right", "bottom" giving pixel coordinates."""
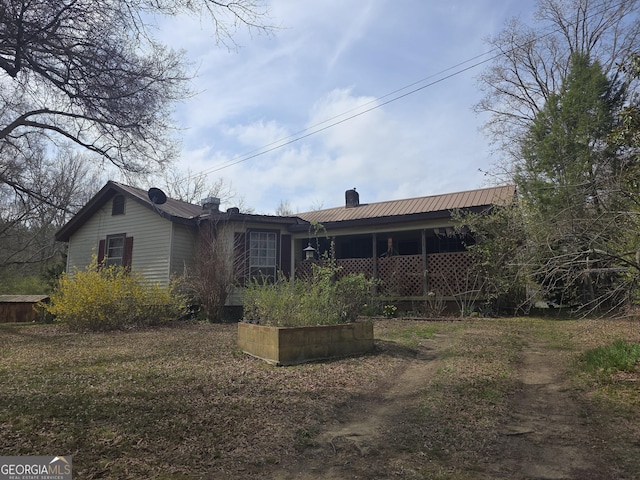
[
  {"left": 66, "top": 197, "right": 175, "bottom": 286},
  {"left": 169, "top": 223, "right": 198, "bottom": 278}
]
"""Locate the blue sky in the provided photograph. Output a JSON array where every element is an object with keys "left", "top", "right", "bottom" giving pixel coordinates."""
[{"left": 157, "top": 0, "right": 537, "bottom": 213}]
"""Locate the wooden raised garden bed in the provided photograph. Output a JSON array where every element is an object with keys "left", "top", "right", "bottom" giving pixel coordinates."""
[{"left": 237, "top": 321, "right": 374, "bottom": 366}]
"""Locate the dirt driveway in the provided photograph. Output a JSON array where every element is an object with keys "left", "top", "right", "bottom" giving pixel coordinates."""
[
  {"left": 486, "top": 340, "right": 608, "bottom": 479},
  {"left": 270, "top": 320, "right": 639, "bottom": 480}
]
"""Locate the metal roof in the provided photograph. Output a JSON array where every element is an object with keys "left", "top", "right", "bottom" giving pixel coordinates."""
[
  {"left": 55, "top": 181, "right": 205, "bottom": 242},
  {"left": 0, "top": 295, "right": 49, "bottom": 303},
  {"left": 296, "top": 185, "right": 516, "bottom": 224},
  {"left": 56, "top": 182, "right": 516, "bottom": 242},
  {"left": 113, "top": 182, "right": 204, "bottom": 220}
]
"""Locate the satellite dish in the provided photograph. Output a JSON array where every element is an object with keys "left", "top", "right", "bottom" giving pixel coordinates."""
[{"left": 148, "top": 187, "right": 167, "bottom": 205}]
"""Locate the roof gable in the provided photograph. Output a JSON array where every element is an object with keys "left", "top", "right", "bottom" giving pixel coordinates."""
[{"left": 55, "top": 181, "right": 204, "bottom": 242}]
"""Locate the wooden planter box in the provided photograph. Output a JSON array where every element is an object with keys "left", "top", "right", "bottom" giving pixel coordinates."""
[{"left": 237, "top": 321, "right": 374, "bottom": 366}]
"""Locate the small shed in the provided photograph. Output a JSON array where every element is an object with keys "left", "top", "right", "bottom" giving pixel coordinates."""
[{"left": 0, "top": 295, "right": 50, "bottom": 323}]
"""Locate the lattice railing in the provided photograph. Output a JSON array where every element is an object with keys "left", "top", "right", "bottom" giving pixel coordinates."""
[
  {"left": 378, "top": 255, "right": 423, "bottom": 296},
  {"left": 295, "top": 251, "right": 475, "bottom": 297},
  {"left": 336, "top": 258, "right": 375, "bottom": 278},
  {"left": 426, "top": 252, "right": 476, "bottom": 297}
]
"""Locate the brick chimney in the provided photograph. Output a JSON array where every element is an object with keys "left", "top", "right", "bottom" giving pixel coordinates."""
[
  {"left": 345, "top": 188, "right": 359, "bottom": 208},
  {"left": 201, "top": 197, "right": 220, "bottom": 213}
]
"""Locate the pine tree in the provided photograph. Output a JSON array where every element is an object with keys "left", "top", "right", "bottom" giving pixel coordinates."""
[{"left": 516, "top": 53, "right": 634, "bottom": 311}]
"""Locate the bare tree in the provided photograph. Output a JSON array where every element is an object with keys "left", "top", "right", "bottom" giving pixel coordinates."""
[
  {"left": 138, "top": 166, "right": 253, "bottom": 212},
  {"left": 180, "top": 221, "right": 245, "bottom": 321},
  {"left": 1, "top": 0, "right": 270, "bottom": 192},
  {"left": 475, "top": 0, "right": 640, "bottom": 164},
  {"left": 0, "top": 0, "right": 270, "bottom": 278},
  {"left": 275, "top": 199, "right": 295, "bottom": 216},
  {"left": 0, "top": 146, "right": 101, "bottom": 271}
]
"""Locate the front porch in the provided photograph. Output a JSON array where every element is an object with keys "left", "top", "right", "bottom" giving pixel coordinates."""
[
  {"left": 293, "top": 227, "right": 479, "bottom": 299},
  {"left": 295, "top": 251, "right": 476, "bottom": 298}
]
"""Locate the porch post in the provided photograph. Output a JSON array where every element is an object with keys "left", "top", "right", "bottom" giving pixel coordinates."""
[
  {"left": 290, "top": 235, "right": 296, "bottom": 281},
  {"left": 422, "top": 229, "right": 429, "bottom": 295},
  {"left": 372, "top": 233, "right": 378, "bottom": 280}
]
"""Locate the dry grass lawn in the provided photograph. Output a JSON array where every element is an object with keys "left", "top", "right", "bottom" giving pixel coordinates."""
[{"left": 0, "top": 317, "right": 639, "bottom": 479}]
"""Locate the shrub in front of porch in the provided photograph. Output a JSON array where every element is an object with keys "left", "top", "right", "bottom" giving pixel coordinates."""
[{"left": 242, "top": 264, "right": 375, "bottom": 327}]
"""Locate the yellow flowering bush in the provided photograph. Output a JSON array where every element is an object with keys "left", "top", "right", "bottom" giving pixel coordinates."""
[{"left": 44, "top": 258, "right": 187, "bottom": 331}]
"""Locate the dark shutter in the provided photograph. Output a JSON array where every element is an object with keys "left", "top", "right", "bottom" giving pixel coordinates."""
[
  {"left": 233, "top": 232, "right": 247, "bottom": 285},
  {"left": 280, "top": 234, "right": 292, "bottom": 279},
  {"left": 97, "top": 239, "right": 106, "bottom": 264},
  {"left": 123, "top": 236, "right": 134, "bottom": 268}
]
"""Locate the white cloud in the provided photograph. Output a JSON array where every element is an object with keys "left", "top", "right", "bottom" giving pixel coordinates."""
[
  {"left": 325, "top": 1, "right": 378, "bottom": 73},
  {"left": 224, "top": 120, "right": 290, "bottom": 148},
  {"left": 155, "top": 0, "right": 536, "bottom": 213}
]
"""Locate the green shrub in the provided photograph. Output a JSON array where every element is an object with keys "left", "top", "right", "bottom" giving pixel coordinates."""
[
  {"left": 382, "top": 304, "right": 398, "bottom": 317},
  {"left": 242, "top": 275, "right": 300, "bottom": 327},
  {"left": 333, "top": 272, "right": 376, "bottom": 322},
  {"left": 0, "top": 272, "right": 49, "bottom": 294},
  {"left": 580, "top": 340, "right": 640, "bottom": 375},
  {"left": 43, "top": 258, "right": 187, "bottom": 331},
  {"left": 243, "top": 264, "right": 376, "bottom": 327}
]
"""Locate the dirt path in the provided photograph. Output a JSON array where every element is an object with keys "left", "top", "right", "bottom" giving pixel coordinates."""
[
  {"left": 486, "top": 341, "right": 615, "bottom": 480},
  {"left": 271, "top": 330, "right": 620, "bottom": 480},
  {"left": 271, "top": 336, "right": 446, "bottom": 479}
]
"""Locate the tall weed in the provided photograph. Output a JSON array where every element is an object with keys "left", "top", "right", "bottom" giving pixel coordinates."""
[{"left": 243, "top": 264, "right": 375, "bottom": 327}]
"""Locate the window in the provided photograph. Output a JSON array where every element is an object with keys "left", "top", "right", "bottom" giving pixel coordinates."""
[
  {"left": 249, "top": 231, "right": 278, "bottom": 282},
  {"left": 112, "top": 195, "right": 125, "bottom": 215},
  {"left": 98, "top": 235, "right": 133, "bottom": 268},
  {"left": 105, "top": 234, "right": 126, "bottom": 266}
]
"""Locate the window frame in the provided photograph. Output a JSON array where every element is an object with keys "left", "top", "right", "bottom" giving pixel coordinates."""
[
  {"left": 105, "top": 233, "right": 126, "bottom": 266},
  {"left": 248, "top": 229, "right": 279, "bottom": 283}
]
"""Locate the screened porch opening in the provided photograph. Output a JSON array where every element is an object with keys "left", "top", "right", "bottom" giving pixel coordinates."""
[{"left": 296, "top": 228, "right": 477, "bottom": 297}]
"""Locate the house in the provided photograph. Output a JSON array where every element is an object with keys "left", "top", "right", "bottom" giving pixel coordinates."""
[{"left": 55, "top": 181, "right": 515, "bottom": 306}]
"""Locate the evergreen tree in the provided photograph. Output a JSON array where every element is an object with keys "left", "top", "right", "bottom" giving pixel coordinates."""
[
  {"left": 516, "top": 53, "right": 635, "bottom": 311},
  {"left": 517, "top": 54, "right": 624, "bottom": 211}
]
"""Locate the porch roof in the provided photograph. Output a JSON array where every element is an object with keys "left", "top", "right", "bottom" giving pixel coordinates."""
[{"left": 294, "top": 185, "right": 515, "bottom": 226}]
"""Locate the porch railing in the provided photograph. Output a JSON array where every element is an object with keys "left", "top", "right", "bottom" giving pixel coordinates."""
[{"left": 295, "top": 251, "right": 476, "bottom": 297}]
